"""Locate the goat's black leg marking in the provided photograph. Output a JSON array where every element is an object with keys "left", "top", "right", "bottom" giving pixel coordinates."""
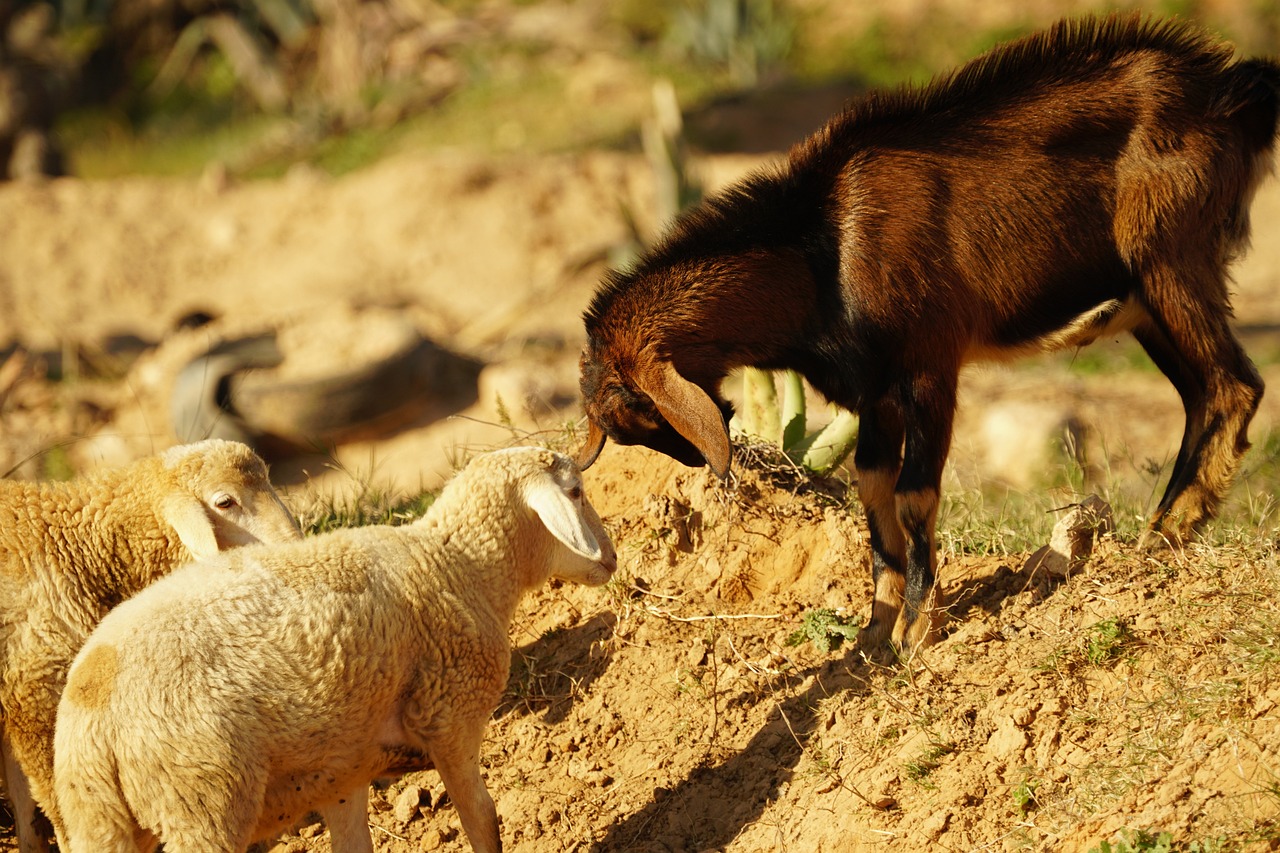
[
  {"left": 1133, "top": 318, "right": 1207, "bottom": 526},
  {"left": 1137, "top": 266, "right": 1263, "bottom": 546},
  {"left": 892, "top": 370, "right": 958, "bottom": 652},
  {"left": 853, "top": 397, "right": 906, "bottom": 651}
]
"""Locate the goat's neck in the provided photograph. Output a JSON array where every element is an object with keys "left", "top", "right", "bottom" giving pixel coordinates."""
[{"left": 655, "top": 249, "right": 821, "bottom": 377}]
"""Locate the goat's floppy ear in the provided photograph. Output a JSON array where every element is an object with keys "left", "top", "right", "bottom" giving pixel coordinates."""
[
  {"left": 634, "top": 359, "right": 731, "bottom": 478},
  {"left": 525, "top": 477, "right": 603, "bottom": 561},
  {"left": 160, "top": 494, "right": 220, "bottom": 559},
  {"left": 576, "top": 420, "right": 607, "bottom": 471}
]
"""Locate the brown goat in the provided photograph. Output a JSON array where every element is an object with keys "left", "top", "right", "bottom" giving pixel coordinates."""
[{"left": 576, "top": 14, "right": 1280, "bottom": 654}]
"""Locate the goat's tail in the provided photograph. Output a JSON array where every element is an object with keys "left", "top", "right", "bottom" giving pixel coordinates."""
[{"left": 1216, "top": 58, "right": 1280, "bottom": 154}]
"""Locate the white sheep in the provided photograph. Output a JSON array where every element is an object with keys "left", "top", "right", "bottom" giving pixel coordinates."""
[
  {"left": 0, "top": 439, "right": 302, "bottom": 853},
  {"left": 53, "top": 446, "right": 616, "bottom": 853}
]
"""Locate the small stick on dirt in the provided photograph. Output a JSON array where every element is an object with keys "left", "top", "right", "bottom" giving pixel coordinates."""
[
  {"left": 774, "top": 704, "right": 885, "bottom": 810},
  {"left": 371, "top": 824, "right": 407, "bottom": 841},
  {"left": 641, "top": 606, "right": 783, "bottom": 623}
]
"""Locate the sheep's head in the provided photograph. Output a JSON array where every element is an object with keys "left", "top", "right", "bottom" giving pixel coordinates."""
[
  {"left": 460, "top": 447, "right": 617, "bottom": 587},
  {"left": 158, "top": 439, "right": 302, "bottom": 559}
]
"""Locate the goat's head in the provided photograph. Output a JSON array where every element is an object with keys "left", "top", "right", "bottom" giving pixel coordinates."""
[{"left": 576, "top": 338, "right": 734, "bottom": 478}]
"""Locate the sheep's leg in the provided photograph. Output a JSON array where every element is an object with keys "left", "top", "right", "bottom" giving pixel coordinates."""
[
  {"left": 853, "top": 397, "right": 907, "bottom": 651},
  {"left": 322, "top": 786, "right": 374, "bottom": 853},
  {"left": 892, "top": 370, "right": 958, "bottom": 654},
  {"left": 430, "top": 729, "right": 501, "bottom": 853},
  {"left": 58, "top": 825, "right": 147, "bottom": 853},
  {"left": 55, "top": 779, "right": 151, "bottom": 853},
  {"left": 1137, "top": 270, "right": 1263, "bottom": 546},
  {"left": 3, "top": 643, "right": 73, "bottom": 852},
  {"left": 2, "top": 725, "right": 48, "bottom": 853},
  {"left": 144, "top": 765, "right": 261, "bottom": 853}
]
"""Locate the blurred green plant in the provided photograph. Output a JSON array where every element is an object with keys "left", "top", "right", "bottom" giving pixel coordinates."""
[
  {"left": 299, "top": 482, "right": 435, "bottom": 536},
  {"left": 665, "top": 0, "right": 794, "bottom": 87},
  {"left": 1085, "top": 618, "right": 1133, "bottom": 667},
  {"left": 737, "top": 368, "right": 858, "bottom": 475}
]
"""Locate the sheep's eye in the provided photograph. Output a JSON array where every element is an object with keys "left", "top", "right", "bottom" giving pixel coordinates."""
[{"left": 212, "top": 494, "right": 238, "bottom": 511}]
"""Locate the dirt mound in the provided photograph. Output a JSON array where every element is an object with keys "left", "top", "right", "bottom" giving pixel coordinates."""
[{"left": 261, "top": 446, "right": 1279, "bottom": 852}]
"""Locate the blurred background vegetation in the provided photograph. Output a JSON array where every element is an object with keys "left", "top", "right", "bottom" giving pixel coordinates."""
[{"left": 2, "top": 0, "right": 1278, "bottom": 183}]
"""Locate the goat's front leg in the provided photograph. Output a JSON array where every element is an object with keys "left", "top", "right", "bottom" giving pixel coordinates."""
[
  {"left": 854, "top": 397, "right": 907, "bottom": 652},
  {"left": 892, "top": 370, "right": 957, "bottom": 654}
]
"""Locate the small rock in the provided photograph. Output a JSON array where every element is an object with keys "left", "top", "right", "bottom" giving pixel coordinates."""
[
  {"left": 686, "top": 638, "right": 708, "bottom": 667},
  {"left": 1024, "top": 495, "right": 1114, "bottom": 577},
  {"left": 393, "top": 784, "right": 423, "bottom": 824},
  {"left": 714, "top": 632, "right": 736, "bottom": 662},
  {"left": 986, "top": 716, "right": 1030, "bottom": 759},
  {"left": 871, "top": 793, "right": 898, "bottom": 810}
]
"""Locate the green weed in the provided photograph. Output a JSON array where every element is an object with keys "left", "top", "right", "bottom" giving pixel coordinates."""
[
  {"left": 1085, "top": 618, "right": 1133, "bottom": 667},
  {"left": 1089, "top": 828, "right": 1225, "bottom": 853},
  {"left": 903, "top": 742, "right": 954, "bottom": 785},
  {"left": 1012, "top": 769, "right": 1041, "bottom": 816},
  {"left": 299, "top": 485, "right": 435, "bottom": 536},
  {"left": 784, "top": 608, "right": 861, "bottom": 653}
]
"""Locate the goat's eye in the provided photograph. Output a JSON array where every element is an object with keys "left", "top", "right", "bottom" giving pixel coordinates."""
[
  {"left": 567, "top": 485, "right": 582, "bottom": 501},
  {"left": 212, "top": 494, "right": 238, "bottom": 511}
]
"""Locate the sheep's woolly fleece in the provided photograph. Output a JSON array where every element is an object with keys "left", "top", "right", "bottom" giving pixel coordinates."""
[
  {"left": 53, "top": 447, "right": 611, "bottom": 851},
  {"left": 0, "top": 439, "right": 300, "bottom": 850}
]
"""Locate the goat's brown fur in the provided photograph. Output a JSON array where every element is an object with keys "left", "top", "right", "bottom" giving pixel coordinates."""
[{"left": 578, "top": 14, "right": 1279, "bottom": 654}]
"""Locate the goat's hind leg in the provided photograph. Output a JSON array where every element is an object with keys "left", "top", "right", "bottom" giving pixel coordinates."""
[
  {"left": 1137, "top": 278, "right": 1263, "bottom": 547},
  {"left": 853, "top": 398, "right": 908, "bottom": 654}
]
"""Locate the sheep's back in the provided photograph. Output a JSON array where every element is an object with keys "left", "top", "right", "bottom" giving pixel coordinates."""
[
  {"left": 0, "top": 471, "right": 183, "bottom": 597},
  {"left": 70, "top": 529, "right": 424, "bottom": 738}
]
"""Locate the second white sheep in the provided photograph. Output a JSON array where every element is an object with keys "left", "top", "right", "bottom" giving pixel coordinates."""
[
  {"left": 1, "top": 439, "right": 301, "bottom": 853},
  {"left": 54, "top": 446, "right": 616, "bottom": 853}
]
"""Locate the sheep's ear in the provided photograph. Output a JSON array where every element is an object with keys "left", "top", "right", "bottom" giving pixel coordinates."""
[
  {"left": 525, "top": 478, "right": 603, "bottom": 561},
  {"left": 634, "top": 359, "right": 731, "bottom": 478},
  {"left": 576, "top": 420, "right": 607, "bottom": 471},
  {"left": 160, "top": 494, "right": 219, "bottom": 559}
]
